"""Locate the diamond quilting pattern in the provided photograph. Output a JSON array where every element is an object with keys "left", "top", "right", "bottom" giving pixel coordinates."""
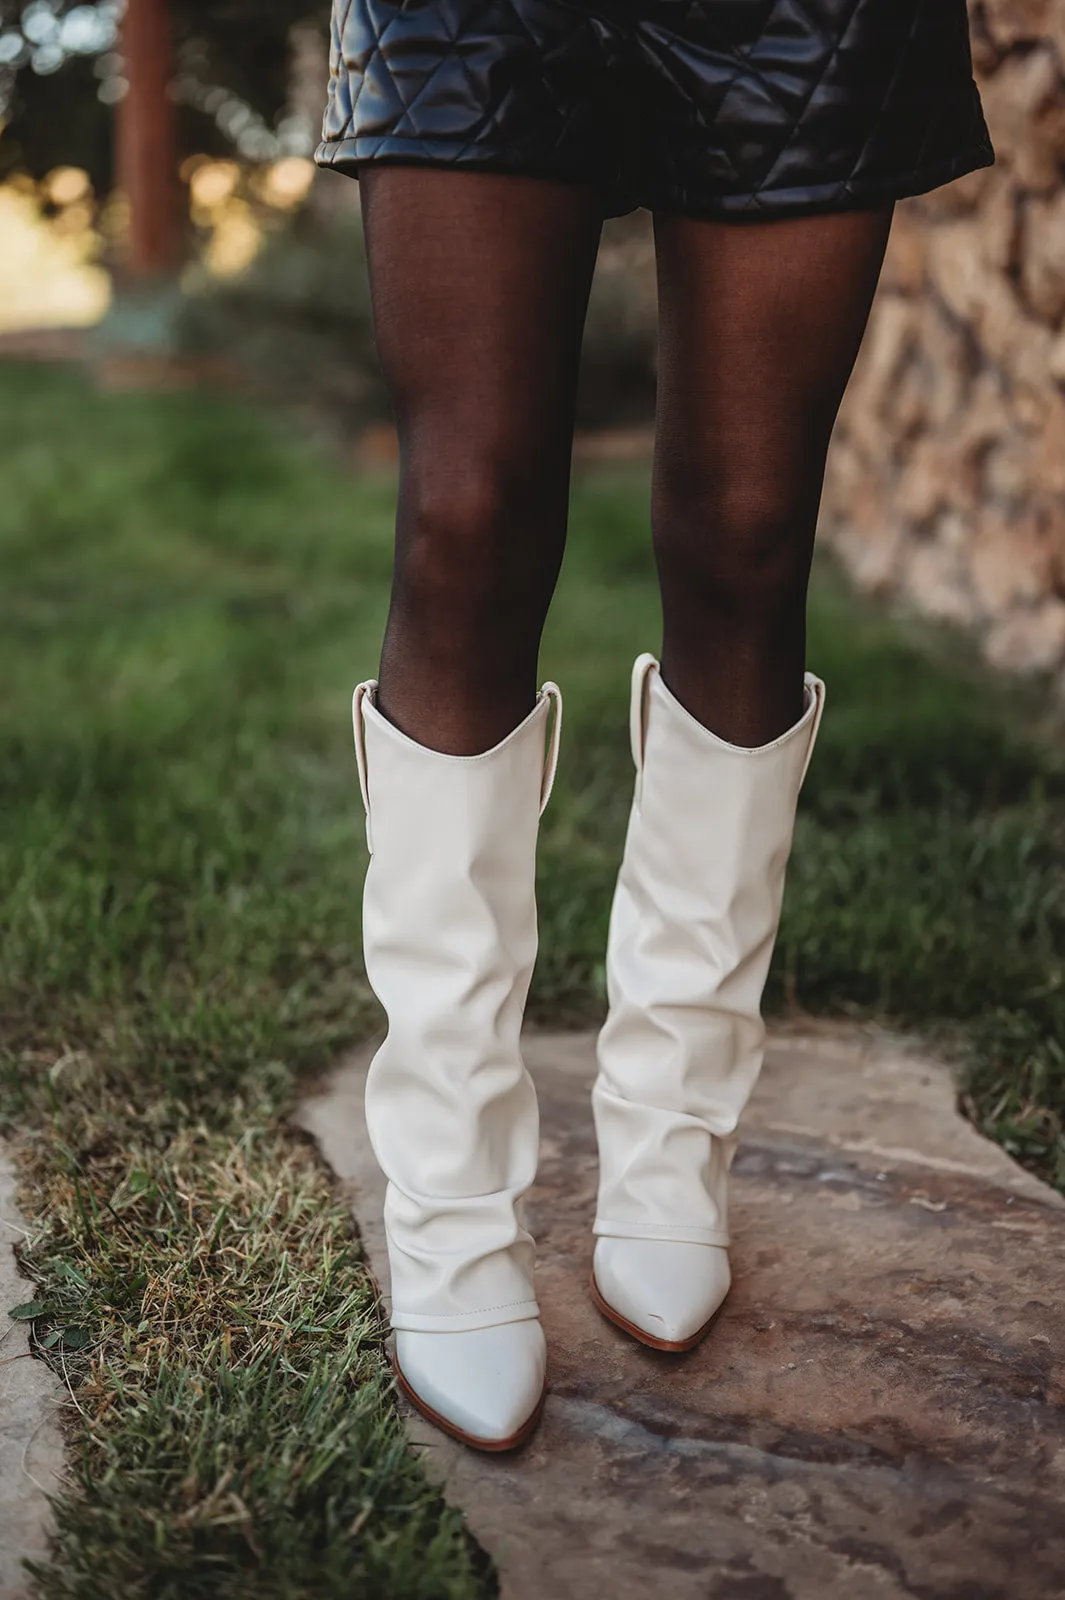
[{"left": 317, "top": 0, "right": 994, "bottom": 216}]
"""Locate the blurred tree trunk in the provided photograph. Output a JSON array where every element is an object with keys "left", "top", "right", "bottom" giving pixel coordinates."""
[{"left": 118, "top": 0, "right": 182, "bottom": 277}]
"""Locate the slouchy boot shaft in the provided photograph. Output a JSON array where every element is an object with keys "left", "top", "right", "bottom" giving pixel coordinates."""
[
  {"left": 593, "top": 654, "right": 825, "bottom": 1251},
  {"left": 353, "top": 680, "right": 562, "bottom": 1334}
]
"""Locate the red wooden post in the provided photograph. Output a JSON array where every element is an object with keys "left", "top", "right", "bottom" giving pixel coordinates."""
[{"left": 117, "top": 0, "right": 181, "bottom": 277}]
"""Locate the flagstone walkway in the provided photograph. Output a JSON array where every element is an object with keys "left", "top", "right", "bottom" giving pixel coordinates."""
[{"left": 299, "top": 1025, "right": 1065, "bottom": 1600}]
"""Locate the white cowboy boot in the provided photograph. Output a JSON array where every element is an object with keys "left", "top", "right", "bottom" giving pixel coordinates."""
[
  {"left": 352, "top": 679, "right": 562, "bottom": 1449},
  {"left": 591, "top": 654, "right": 825, "bottom": 1350}
]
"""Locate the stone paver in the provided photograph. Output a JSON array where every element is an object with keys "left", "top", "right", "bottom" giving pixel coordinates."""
[
  {"left": 298, "top": 1026, "right": 1065, "bottom": 1600},
  {"left": 0, "top": 1144, "right": 65, "bottom": 1599}
]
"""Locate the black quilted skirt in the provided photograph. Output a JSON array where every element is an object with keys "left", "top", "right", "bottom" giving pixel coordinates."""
[{"left": 315, "top": 0, "right": 995, "bottom": 218}]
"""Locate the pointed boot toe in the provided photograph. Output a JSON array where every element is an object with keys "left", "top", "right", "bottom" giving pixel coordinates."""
[
  {"left": 394, "top": 1321, "right": 547, "bottom": 1450},
  {"left": 592, "top": 1238, "right": 731, "bottom": 1351}
]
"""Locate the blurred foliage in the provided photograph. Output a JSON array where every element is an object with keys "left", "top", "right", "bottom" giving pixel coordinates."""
[
  {"left": 0, "top": 48, "right": 113, "bottom": 189},
  {"left": 177, "top": 206, "right": 385, "bottom": 432},
  {"left": 0, "top": 0, "right": 330, "bottom": 189},
  {"left": 177, "top": 204, "right": 658, "bottom": 432}
]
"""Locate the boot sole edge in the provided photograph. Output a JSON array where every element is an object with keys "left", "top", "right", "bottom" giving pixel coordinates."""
[
  {"left": 392, "top": 1351, "right": 546, "bottom": 1453},
  {"left": 589, "top": 1268, "right": 725, "bottom": 1353}
]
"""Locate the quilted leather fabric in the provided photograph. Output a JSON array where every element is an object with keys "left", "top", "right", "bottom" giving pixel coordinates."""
[{"left": 316, "top": 0, "right": 995, "bottom": 216}]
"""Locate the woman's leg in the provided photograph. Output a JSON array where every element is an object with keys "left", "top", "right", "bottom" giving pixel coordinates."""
[
  {"left": 352, "top": 168, "right": 602, "bottom": 1448},
  {"left": 359, "top": 167, "right": 604, "bottom": 755},
  {"left": 651, "top": 206, "right": 894, "bottom": 746},
  {"left": 591, "top": 209, "right": 892, "bottom": 1349}
]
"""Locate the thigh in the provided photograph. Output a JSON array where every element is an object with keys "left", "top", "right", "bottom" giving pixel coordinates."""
[
  {"left": 360, "top": 166, "right": 605, "bottom": 475},
  {"left": 649, "top": 208, "right": 894, "bottom": 743},
  {"left": 651, "top": 207, "right": 895, "bottom": 483}
]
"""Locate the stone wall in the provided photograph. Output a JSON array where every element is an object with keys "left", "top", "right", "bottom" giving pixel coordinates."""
[{"left": 822, "top": 0, "right": 1065, "bottom": 684}]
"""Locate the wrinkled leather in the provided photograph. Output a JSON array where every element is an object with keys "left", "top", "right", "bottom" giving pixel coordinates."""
[
  {"left": 353, "top": 681, "right": 562, "bottom": 1334},
  {"left": 317, "top": 0, "right": 994, "bottom": 216},
  {"left": 592, "top": 654, "right": 825, "bottom": 1251}
]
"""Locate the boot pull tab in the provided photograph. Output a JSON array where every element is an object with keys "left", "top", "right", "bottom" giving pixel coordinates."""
[
  {"left": 798, "top": 673, "right": 827, "bottom": 791},
  {"left": 351, "top": 678, "right": 378, "bottom": 853},
  {"left": 538, "top": 681, "right": 564, "bottom": 817},
  {"left": 629, "top": 652, "right": 659, "bottom": 812}
]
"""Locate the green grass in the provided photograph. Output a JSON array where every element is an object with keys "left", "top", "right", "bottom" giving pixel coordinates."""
[{"left": 1, "top": 360, "right": 1063, "bottom": 1595}]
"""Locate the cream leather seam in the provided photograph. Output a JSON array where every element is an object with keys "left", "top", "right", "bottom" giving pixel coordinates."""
[
  {"left": 596, "top": 1221, "right": 730, "bottom": 1233},
  {"left": 357, "top": 683, "right": 554, "bottom": 767},
  {"left": 629, "top": 650, "right": 659, "bottom": 772},
  {"left": 351, "top": 675, "right": 562, "bottom": 848},
  {"left": 393, "top": 1301, "right": 539, "bottom": 1318},
  {"left": 628, "top": 651, "right": 824, "bottom": 809},
  {"left": 538, "top": 679, "right": 563, "bottom": 816},
  {"left": 649, "top": 666, "right": 824, "bottom": 759}
]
